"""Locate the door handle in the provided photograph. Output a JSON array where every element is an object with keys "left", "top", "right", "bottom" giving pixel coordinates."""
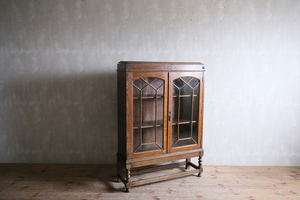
[{"left": 169, "top": 111, "right": 172, "bottom": 121}]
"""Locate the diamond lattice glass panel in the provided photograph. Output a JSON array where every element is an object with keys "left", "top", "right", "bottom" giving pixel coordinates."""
[
  {"left": 182, "top": 77, "right": 192, "bottom": 83},
  {"left": 171, "top": 124, "right": 178, "bottom": 145},
  {"left": 189, "top": 78, "right": 200, "bottom": 88},
  {"left": 194, "top": 84, "right": 199, "bottom": 95},
  {"left": 133, "top": 79, "right": 144, "bottom": 90},
  {"left": 156, "top": 126, "right": 163, "bottom": 148},
  {"left": 179, "top": 123, "right": 192, "bottom": 139},
  {"left": 172, "top": 77, "right": 200, "bottom": 148},
  {"left": 133, "top": 129, "right": 140, "bottom": 151},
  {"left": 132, "top": 77, "right": 165, "bottom": 154},
  {"left": 151, "top": 79, "right": 164, "bottom": 90},
  {"left": 180, "top": 96, "right": 192, "bottom": 122},
  {"left": 173, "top": 139, "right": 196, "bottom": 147},
  {"left": 193, "top": 94, "right": 199, "bottom": 121},
  {"left": 192, "top": 122, "right": 198, "bottom": 142},
  {"left": 172, "top": 123, "right": 195, "bottom": 147},
  {"left": 173, "top": 85, "right": 179, "bottom": 97},
  {"left": 142, "top": 85, "right": 156, "bottom": 98},
  {"left": 172, "top": 86, "right": 179, "bottom": 123},
  {"left": 142, "top": 127, "right": 155, "bottom": 144},
  {"left": 180, "top": 84, "right": 193, "bottom": 95},
  {"left": 157, "top": 98, "right": 164, "bottom": 124},
  {"left": 136, "top": 143, "right": 162, "bottom": 153},
  {"left": 144, "top": 77, "right": 156, "bottom": 84},
  {"left": 135, "top": 127, "right": 161, "bottom": 153},
  {"left": 133, "top": 86, "right": 140, "bottom": 99},
  {"left": 157, "top": 86, "right": 163, "bottom": 97},
  {"left": 133, "top": 94, "right": 140, "bottom": 128},
  {"left": 173, "top": 78, "right": 184, "bottom": 88},
  {"left": 142, "top": 98, "right": 156, "bottom": 127}
]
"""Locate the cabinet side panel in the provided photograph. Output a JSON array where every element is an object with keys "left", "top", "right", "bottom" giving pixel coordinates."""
[
  {"left": 117, "top": 72, "right": 127, "bottom": 158},
  {"left": 200, "top": 72, "right": 205, "bottom": 148},
  {"left": 117, "top": 62, "right": 127, "bottom": 72}
]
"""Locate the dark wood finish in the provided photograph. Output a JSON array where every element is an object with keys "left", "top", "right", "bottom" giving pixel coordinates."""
[
  {"left": 117, "top": 72, "right": 127, "bottom": 158},
  {"left": 117, "top": 61, "right": 205, "bottom": 192},
  {"left": 168, "top": 72, "right": 204, "bottom": 153},
  {"left": 118, "top": 148, "right": 203, "bottom": 169},
  {"left": 127, "top": 72, "right": 168, "bottom": 159},
  {"left": 117, "top": 61, "right": 205, "bottom": 72},
  {"left": 131, "top": 169, "right": 199, "bottom": 187}
]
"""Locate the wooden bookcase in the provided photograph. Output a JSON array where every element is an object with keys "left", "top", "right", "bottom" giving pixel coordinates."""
[{"left": 117, "top": 61, "right": 205, "bottom": 192}]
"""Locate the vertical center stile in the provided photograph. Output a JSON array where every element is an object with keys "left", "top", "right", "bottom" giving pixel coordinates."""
[
  {"left": 155, "top": 89, "right": 157, "bottom": 145},
  {"left": 139, "top": 88, "right": 142, "bottom": 145},
  {"left": 191, "top": 85, "right": 194, "bottom": 138},
  {"left": 177, "top": 85, "right": 180, "bottom": 142}
]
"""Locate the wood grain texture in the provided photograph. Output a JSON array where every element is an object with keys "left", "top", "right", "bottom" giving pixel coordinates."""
[
  {"left": 126, "top": 72, "right": 169, "bottom": 159},
  {"left": 117, "top": 61, "right": 205, "bottom": 72},
  {"left": 0, "top": 164, "right": 299, "bottom": 199},
  {"left": 168, "top": 72, "right": 204, "bottom": 153},
  {"left": 118, "top": 63, "right": 205, "bottom": 190}
]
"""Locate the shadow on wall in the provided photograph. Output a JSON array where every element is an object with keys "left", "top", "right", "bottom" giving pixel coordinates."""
[{"left": 1, "top": 71, "right": 118, "bottom": 164}]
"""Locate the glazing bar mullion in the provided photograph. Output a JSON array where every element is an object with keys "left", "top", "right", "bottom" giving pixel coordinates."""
[
  {"left": 177, "top": 87, "right": 180, "bottom": 141},
  {"left": 191, "top": 88, "right": 194, "bottom": 138},
  {"left": 155, "top": 90, "right": 157, "bottom": 144},
  {"left": 139, "top": 90, "right": 142, "bottom": 145}
]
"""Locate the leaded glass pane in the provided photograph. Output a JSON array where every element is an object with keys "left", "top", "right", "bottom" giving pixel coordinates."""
[
  {"left": 173, "top": 78, "right": 184, "bottom": 88},
  {"left": 132, "top": 77, "right": 164, "bottom": 154},
  {"left": 182, "top": 77, "right": 192, "bottom": 83},
  {"left": 189, "top": 78, "right": 200, "bottom": 88},
  {"left": 172, "top": 77, "right": 200, "bottom": 148},
  {"left": 133, "top": 79, "right": 143, "bottom": 89}
]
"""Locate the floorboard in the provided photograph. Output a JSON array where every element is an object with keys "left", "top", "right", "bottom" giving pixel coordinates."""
[{"left": 0, "top": 164, "right": 299, "bottom": 199}]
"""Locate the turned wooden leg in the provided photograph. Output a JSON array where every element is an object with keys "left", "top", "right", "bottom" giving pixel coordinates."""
[
  {"left": 185, "top": 158, "right": 191, "bottom": 169},
  {"left": 125, "top": 168, "right": 131, "bottom": 192},
  {"left": 198, "top": 156, "right": 202, "bottom": 177}
]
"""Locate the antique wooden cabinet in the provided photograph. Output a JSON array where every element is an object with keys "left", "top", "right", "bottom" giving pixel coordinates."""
[{"left": 117, "top": 61, "right": 205, "bottom": 191}]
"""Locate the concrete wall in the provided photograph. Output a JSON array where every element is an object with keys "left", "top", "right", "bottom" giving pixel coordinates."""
[{"left": 0, "top": 0, "right": 299, "bottom": 165}]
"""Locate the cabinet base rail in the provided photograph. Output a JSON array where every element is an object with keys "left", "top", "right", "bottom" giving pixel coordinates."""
[{"left": 117, "top": 157, "right": 203, "bottom": 192}]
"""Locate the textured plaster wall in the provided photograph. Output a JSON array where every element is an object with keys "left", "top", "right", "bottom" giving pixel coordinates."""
[{"left": 0, "top": 0, "right": 299, "bottom": 165}]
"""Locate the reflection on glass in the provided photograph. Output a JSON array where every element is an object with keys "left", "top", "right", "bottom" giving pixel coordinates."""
[
  {"left": 132, "top": 78, "right": 164, "bottom": 153},
  {"left": 172, "top": 77, "right": 200, "bottom": 148}
]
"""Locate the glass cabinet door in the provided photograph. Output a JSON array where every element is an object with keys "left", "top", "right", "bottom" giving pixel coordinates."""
[
  {"left": 168, "top": 72, "right": 204, "bottom": 152},
  {"left": 128, "top": 73, "right": 168, "bottom": 158}
]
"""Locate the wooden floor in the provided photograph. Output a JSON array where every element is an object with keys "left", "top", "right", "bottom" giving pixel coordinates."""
[{"left": 0, "top": 163, "right": 299, "bottom": 200}]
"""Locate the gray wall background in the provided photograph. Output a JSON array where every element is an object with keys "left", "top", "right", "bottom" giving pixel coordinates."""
[{"left": 0, "top": 0, "right": 299, "bottom": 166}]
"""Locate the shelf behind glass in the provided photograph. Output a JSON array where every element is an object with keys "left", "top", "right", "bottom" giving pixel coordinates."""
[
  {"left": 172, "top": 94, "right": 198, "bottom": 98},
  {"left": 171, "top": 120, "right": 197, "bottom": 125},
  {"left": 133, "top": 120, "right": 164, "bottom": 129},
  {"left": 133, "top": 95, "right": 164, "bottom": 100}
]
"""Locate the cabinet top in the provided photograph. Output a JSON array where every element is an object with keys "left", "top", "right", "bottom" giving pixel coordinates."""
[{"left": 117, "top": 61, "right": 205, "bottom": 72}]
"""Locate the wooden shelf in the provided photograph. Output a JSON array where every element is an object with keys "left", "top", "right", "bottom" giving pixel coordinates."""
[
  {"left": 133, "top": 120, "right": 164, "bottom": 129},
  {"left": 133, "top": 96, "right": 163, "bottom": 100},
  {"left": 133, "top": 95, "right": 197, "bottom": 99},
  {"left": 172, "top": 120, "right": 197, "bottom": 125},
  {"left": 173, "top": 94, "right": 198, "bottom": 98}
]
